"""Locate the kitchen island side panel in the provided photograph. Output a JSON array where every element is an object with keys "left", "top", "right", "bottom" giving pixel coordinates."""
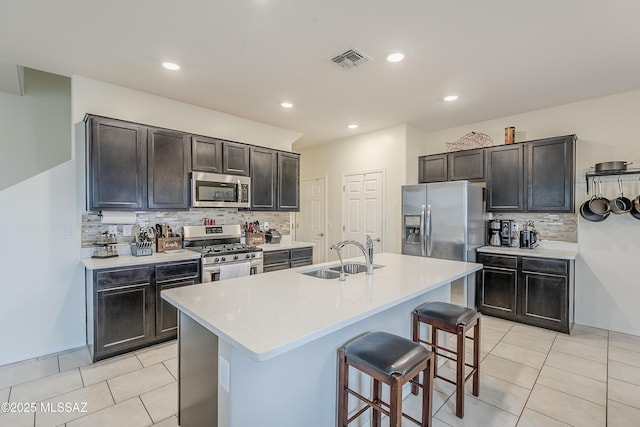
[{"left": 219, "top": 285, "right": 450, "bottom": 427}]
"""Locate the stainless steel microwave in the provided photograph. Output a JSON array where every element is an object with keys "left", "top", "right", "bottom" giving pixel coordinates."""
[{"left": 191, "top": 172, "right": 251, "bottom": 208}]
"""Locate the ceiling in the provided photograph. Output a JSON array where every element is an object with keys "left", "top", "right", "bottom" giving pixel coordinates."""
[{"left": 2, "top": 1, "right": 640, "bottom": 148}]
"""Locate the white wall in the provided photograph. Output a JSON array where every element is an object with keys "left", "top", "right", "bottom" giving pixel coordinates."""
[
  {"left": 0, "top": 68, "right": 71, "bottom": 190},
  {"left": 72, "top": 76, "right": 302, "bottom": 152},
  {"left": 0, "top": 74, "right": 305, "bottom": 366},
  {"left": 0, "top": 70, "right": 80, "bottom": 366},
  {"left": 295, "top": 125, "right": 408, "bottom": 260},
  {"left": 409, "top": 90, "right": 640, "bottom": 335}
]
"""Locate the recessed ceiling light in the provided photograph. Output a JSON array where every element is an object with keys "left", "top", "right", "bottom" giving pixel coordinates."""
[
  {"left": 386, "top": 52, "right": 405, "bottom": 63},
  {"left": 280, "top": 101, "right": 294, "bottom": 109},
  {"left": 162, "top": 61, "right": 180, "bottom": 71},
  {"left": 347, "top": 124, "right": 359, "bottom": 129},
  {"left": 444, "top": 95, "right": 459, "bottom": 102}
]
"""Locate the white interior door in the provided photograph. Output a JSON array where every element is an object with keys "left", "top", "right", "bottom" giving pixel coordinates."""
[
  {"left": 342, "top": 171, "right": 384, "bottom": 259},
  {"left": 296, "top": 177, "right": 327, "bottom": 264}
]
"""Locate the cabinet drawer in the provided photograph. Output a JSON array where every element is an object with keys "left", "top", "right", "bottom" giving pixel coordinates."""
[
  {"left": 263, "top": 261, "right": 290, "bottom": 272},
  {"left": 96, "top": 267, "right": 151, "bottom": 288},
  {"left": 264, "top": 250, "right": 290, "bottom": 265},
  {"left": 290, "top": 258, "right": 312, "bottom": 268},
  {"left": 290, "top": 247, "right": 312, "bottom": 260},
  {"left": 155, "top": 261, "right": 200, "bottom": 280},
  {"left": 477, "top": 254, "right": 518, "bottom": 269},
  {"left": 521, "top": 257, "right": 568, "bottom": 276}
]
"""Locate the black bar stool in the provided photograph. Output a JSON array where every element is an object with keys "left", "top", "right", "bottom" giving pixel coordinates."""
[
  {"left": 337, "top": 331, "right": 434, "bottom": 427},
  {"left": 411, "top": 302, "right": 481, "bottom": 418}
]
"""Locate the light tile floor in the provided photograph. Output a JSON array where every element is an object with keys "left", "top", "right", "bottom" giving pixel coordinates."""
[{"left": 0, "top": 316, "right": 639, "bottom": 426}]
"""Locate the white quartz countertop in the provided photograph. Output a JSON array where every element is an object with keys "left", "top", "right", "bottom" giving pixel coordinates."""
[
  {"left": 257, "top": 241, "right": 315, "bottom": 252},
  {"left": 162, "top": 252, "right": 482, "bottom": 361},
  {"left": 477, "top": 241, "right": 578, "bottom": 260},
  {"left": 82, "top": 250, "right": 201, "bottom": 270}
]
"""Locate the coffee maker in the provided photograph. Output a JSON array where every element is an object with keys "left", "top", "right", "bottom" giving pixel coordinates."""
[
  {"left": 500, "top": 220, "right": 518, "bottom": 247},
  {"left": 487, "top": 220, "right": 501, "bottom": 246}
]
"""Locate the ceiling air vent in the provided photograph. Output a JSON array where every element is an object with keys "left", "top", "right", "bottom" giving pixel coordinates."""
[{"left": 331, "top": 49, "right": 369, "bottom": 70}]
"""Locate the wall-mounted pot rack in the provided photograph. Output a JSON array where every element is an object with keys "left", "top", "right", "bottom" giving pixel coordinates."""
[{"left": 585, "top": 168, "right": 640, "bottom": 194}]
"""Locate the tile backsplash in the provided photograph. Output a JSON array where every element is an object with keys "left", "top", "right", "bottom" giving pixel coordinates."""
[
  {"left": 492, "top": 213, "right": 577, "bottom": 243},
  {"left": 82, "top": 209, "right": 291, "bottom": 248}
]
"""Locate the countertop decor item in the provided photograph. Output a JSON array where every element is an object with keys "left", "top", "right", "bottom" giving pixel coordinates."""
[
  {"left": 504, "top": 126, "right": 515, "bottom": 144},
  {"left": 445, "top": 132, "right": 493, "bottom": 152}
]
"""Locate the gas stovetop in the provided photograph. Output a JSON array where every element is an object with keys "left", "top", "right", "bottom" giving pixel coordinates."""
[
  {"left": 182, "top": 225, "right": 263, "bottom": 265},
  {"left": 188, "top": 244, "right": 262, "bottom": 257}
]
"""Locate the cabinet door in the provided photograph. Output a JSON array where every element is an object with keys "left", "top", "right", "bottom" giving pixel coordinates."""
[
  {"left": 277, "top": 152, "right": 300, "bottom": 211},
  {"left": 250, "top": 147, "right": 277, "bottom": 210},
  {"left": 519, "top": 271, "right": 568, "bottom": 332},
  {"left": 192, "top": 135, "right": 223, "bottom": 173},
  {"left": 223, "top": 141, "right": 250, "bottom": 176},
  {"left": 418, "top": 154, "right": 448, "bottom": 183},
  {"left": 478, "top": 266, "right": 518, "bottom": 320},
  {"left": 156, "top": 277, "right": 197, "bottom": 339},
  {"left": 486, "top": 144, "right": 524, "bottom": 212},
  {"left": 147, "top": 128, "right": 190, "bottom": 209},
  {"left": 95, "top": 281, "right": 154, "bottom": 360},
  {"left": 88, "top": 116, "right": 147, "bottom": 210},
  {"left": 525, "top": 136, "right": 575, "bottom": 212},
  {"left": 448, "top": 149, "right": 484, "bottom": 181}
]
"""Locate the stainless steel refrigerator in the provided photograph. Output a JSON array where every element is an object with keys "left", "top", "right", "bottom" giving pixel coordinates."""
[{"left": 401, "top": 181, "right": 485, "bottom": 307}]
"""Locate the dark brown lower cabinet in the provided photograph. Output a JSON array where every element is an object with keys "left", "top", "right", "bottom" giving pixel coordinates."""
[
  {"left": 90, "top": 260, "right": 200, "bottom": 361},
  {"left": 477, "top": 253, "right": 573, "bottom": 333},
  {"left": 263, "top": 246, "right": 313, "bottom": 272}
]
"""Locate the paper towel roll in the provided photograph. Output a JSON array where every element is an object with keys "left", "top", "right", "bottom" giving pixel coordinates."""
[{"left": 100, "top": 210, "right": 137, "bottom": 225}]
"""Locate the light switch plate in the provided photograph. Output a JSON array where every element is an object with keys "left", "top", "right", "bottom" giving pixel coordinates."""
[
  {"left": 122, "top": 225, "right": 133, "bottom": 236},
  {"left": 219, "top": 356, "right": 230, "bottom": 392}
]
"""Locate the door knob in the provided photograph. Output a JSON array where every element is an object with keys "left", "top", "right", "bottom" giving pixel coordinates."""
[
  {"left": 374, "top": 237, "right": 381, "bottom": 242},
  {"left": 317, "top": 233, "right": 325, "bottom": 237}
]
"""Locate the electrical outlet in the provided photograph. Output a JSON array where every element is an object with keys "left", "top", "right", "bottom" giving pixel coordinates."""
[
  {"left": 263, "top": 221, "right": 270, "bottom": 229},
  {"left": 63, "top": 227, "right": 72, "bottom": 239},
  {"left": 122, "top": 225, "right": 133, "bottom": 236},
  {"left": 108, "top": 225, "right": 118, "bottom": 235}
]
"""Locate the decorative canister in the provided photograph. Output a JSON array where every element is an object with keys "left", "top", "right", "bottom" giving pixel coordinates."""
[{"left": 504, "top": 127, "right": 515, "bottom": 144}]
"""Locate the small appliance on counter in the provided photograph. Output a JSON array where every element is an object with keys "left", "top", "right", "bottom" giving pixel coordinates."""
[
  {"left": 519, "top": 221, "right": 539, "bottom": 249},
  {"left": 265, "top": 229, "right": 282, "bottom": 244},
  {"left": 500, "top": 219, "right": 518, "bottom": 247},
  {"left": 487, "top": 219, "right": 502, "bottom": 246}
]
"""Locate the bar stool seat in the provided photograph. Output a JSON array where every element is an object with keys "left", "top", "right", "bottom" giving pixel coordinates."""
[
  {"left": 338, "top": 331, "right": 434, "bottom": 427},
  {"left": 411, "top": 302, "right": 481, "bottom": 418}
]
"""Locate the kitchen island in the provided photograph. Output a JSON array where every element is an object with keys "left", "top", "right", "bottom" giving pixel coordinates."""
[{"left": 162, "top": 252, "right": 482, "bottom": 427}]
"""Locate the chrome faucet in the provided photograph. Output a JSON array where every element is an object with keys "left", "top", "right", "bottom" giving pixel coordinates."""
[{"left": 330, "top": 235, "right": 375, "bottom": 280}]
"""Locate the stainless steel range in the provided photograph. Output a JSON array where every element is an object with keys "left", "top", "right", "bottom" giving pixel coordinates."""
[{"left": 183, "top": 225, "right": 263, "bottom": 283}]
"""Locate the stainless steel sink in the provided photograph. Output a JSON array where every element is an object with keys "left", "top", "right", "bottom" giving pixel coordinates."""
[
  {"left": 328, "top": 263, "right": 373, "bottom": 274},
  {"left": 299, "top": 263, "right": 384, "bottom": 279},
  {"left": 300, "top": 269, "right": 342, "bottom": 279}
]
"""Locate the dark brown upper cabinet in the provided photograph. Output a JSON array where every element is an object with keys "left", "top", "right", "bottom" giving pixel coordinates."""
[
  {"left": 418, "top": 154, "right": 447, "bottom": 183},
  {"left": 418, "top": 149, "right": 484, "bottom": 183},
  {"left": 525, "top": 136, "right": 575, "bottom": 212},
  {"left": 86, "top": 115, "right": 190, "bottom": 211},
  {"left": 250, "top": 146, "right": 277, "bottom": 210},
  {"left": 486, "top": 144, "right": 525, "bottom": 212},
  {"left": 277, "top": 152, "right": 300, "bottom": 211},
  {"left": 222, "top": 140, "right": 250, "bottom": 176},
  {"left": 486, "top": 135, "right": 575, "bottom": 213},
  {"left": 249, "top": 147, "right": 299, "bottom": 211},
  {"left": 147, "top": 127, "right": 191, "bottom": 210},
  {"left": 87, "top": 116, "right": 147, "bottom": 210},
  {"left": 448, "top": 149, "right": 485, "bottom": 181},
  {"left": 191, "top": 135, "right": 223, "bottom": 173}
]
